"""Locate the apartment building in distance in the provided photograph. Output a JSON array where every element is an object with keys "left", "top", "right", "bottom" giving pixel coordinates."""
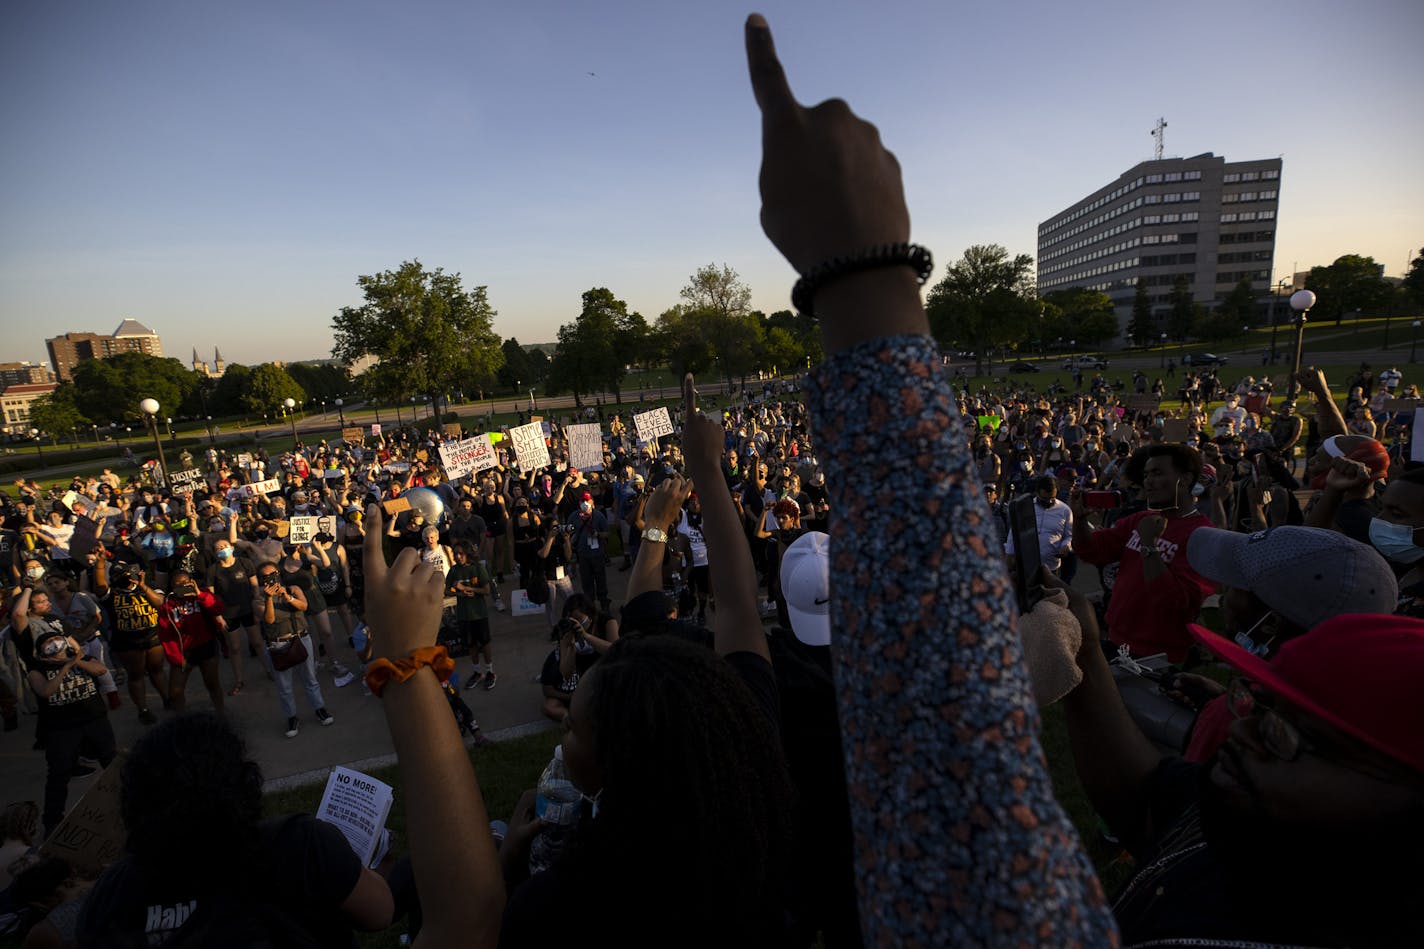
[
  {"left": 1037, "top": 153, "right": 1281, "bottom": 340},
  {"left": 0, "top": 361, "right": 55, "bottom": 387},
  {"left": 1, "top": 382, "right": 59, "bottom": 435},
  {"left": 46, "top": 319, "right": 164, "bottom": 381}
]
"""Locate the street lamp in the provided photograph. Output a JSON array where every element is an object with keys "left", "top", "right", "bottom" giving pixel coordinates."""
[
  {"left": 320, "top": 399, "right": 326, "bottom": 417},
  {"left": 206, "top": 415, "right": 214, "bottom": 446},
  {"left": 139, "top": 398, "right": 171, "bottom": 488},
  {"left": 284, "top": 397, "right": 298, "bottom": 445},
  {"left": 1412, "top": 321, "right": 1422, "bottom": 364},
  {"left": 1285, "top": 290, "right": 1316, "bottom": 401},
  {"left": 1241, "top": 326, "right": 1250, "bottom": 355},
  {"left": 30, "top": 428, "right": 44, "bottom": 466},
  {"left": 335, "top": 398, "right": 345, "bottom": 430},
  {"left": 1160, "top": 333, "right": 1168, "bottom": 370},
  {"left": 1267, "top": 277, "right": 1290, "bottom": 361},
  {"left": 166, "top": 417, "right": 175, "bottom": 443}
]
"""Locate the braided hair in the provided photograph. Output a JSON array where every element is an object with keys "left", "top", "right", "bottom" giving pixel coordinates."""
[{"left": 565, "top": 634, "right": 794, "bottom": 941}]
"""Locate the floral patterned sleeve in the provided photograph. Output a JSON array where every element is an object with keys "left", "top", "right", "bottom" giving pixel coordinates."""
[{"left": 805, "top": 335, "right": 1118, "bottom": 947}]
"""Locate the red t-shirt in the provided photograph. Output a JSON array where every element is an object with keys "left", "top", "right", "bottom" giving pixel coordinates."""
[
  {"left": 1076, "top": 509, "right": 1216, "bottom": 661},
  {"left": 160, "top": 591, "right": 226, "bottom": 654}
]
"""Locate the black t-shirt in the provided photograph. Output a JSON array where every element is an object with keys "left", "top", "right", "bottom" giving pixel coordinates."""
[
  {"left": 32, "top": 660, "right": 107, "bottom": 729},
  {"left": 77, "top": 814, "right": 362, "bottom": 948},
  {"left": 539, "top": 644, "right": 599, "bottom": 693},
  {"left": 209, "top": 556, "right": 258, "bottom": 620}
]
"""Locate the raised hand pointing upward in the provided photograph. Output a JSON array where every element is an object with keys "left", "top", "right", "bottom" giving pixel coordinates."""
[{"left": 743, "top": 14, "right": 925, "bottom": 351}]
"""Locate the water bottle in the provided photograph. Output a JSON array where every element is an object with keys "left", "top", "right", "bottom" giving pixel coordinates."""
[{"left": 528, "top": 745, "right": 582, "bottom": 874}]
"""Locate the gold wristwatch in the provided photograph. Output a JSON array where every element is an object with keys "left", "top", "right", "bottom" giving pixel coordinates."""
[{"left": 642, "top": 526, "right": 669, "bottom": 544}]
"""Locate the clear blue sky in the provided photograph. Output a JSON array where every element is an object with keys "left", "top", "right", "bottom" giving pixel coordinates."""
[{"left": 2, "top": 0, "right": 1420, "bottom": 368}]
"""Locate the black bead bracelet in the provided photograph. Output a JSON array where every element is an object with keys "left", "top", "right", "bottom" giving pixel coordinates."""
[{"left": 790, "top": 242, "right": 933, "bottom": 318}]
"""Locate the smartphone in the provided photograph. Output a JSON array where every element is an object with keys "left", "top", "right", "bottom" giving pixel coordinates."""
[{"left": 1008, "top": 495, "right": 1044, "bottom": 615}]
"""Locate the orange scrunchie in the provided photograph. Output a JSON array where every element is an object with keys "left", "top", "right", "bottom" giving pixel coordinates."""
[{"left": 363, "top": 646, "right": 455, "bottom": 698}]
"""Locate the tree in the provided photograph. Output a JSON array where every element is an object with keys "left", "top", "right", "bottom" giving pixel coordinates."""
[
  {"left": 285, "top": 363, "right": 352, "bottom": 403},
  {"left": 547, "top": 288, "right": 634, "bottom": 407},
  {"left": 926, "top": 244, "right": 1036, "bottom": 373},
  {"left": 1167, "top": 276, "right": 1196, "bottom": 341},
  {"left": 1041, "top": 288, "right": 1119, "bottom": 347},
  {"left": 1404, "top": 247, "right": 1424, "bottom": 306},
  {"left": 69, "top": 352, "right": 198, "bottom": 424},
  {"left": 1304, "top": 254, "right": 1393, "bottom": 324},
  {"left": 331, "top": 260, "right": 504, "bottom": 420},
  {"left": 212, "top": 364, "right": 252, "bottom": 414},
  {"left": 242, "top": 364, "right": 305, "bottom": 416},
  {"left": 1127, "top": 282, "right": 1155, "bottom": 348},
  {"left": 681, "top": 263, "right": 752, "bottom": 320},
  {"left": 29, "top": 385, "right": 88, "bottom": 442},
  {"left": 497, "top": 338, "right": 535, "bottom": 393},
  {"left": 655, "top": 305, "right": 717, "bottom": 378}
]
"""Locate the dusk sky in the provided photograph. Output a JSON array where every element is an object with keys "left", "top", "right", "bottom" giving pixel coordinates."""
[{"left": 2, "top": 0, "right": 1420, "bottom": 368}]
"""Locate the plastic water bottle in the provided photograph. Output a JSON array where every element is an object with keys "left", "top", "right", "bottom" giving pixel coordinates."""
[{"left": 528, "top": 745, "right": 581, "bottom": 874}]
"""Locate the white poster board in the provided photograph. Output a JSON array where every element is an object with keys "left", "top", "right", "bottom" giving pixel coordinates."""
[
  {"left": 288, "top": 515, "right": 338, "bottom": 545},
  {"left": 439, "top": 435, "right": 499, "bottom": 480},
  {"left": 371, "top": 423, "right": 382, "bottom": 436},
  {"left": 237, "top": 478, "right": 281, "bottom": 498},
  {"left": 633, "top": 406, "right": 674, "bottom": 444},
  {"left": 510, "top": 422, "right": 550, "bottom": 471},
  {"left": 567, "top": 423, "right": 604, "bottom": 471},
  {"left": 1412, "top": 408, "right": 1424, "bottom": 463},
  {"left": 316, "top": 766, "right": 394, "bottom": 869}
]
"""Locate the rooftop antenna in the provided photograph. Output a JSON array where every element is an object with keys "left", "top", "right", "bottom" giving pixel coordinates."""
[{"left": 1151, "top": 117, "right": 1167, "bottom": 161}]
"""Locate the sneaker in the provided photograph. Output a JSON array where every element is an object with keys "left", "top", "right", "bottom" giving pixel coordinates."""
[
  {"left": 482, "top": 672, "right": 497, "bottom": 691},
  {"left": 332, "top": 661, "right": 351, "bottom": 677},
  {"left": 138, "top": 708, "right": 158, "bottom": 726},
  {"left": 106, "top": 692, "right": 122, "bottom": 711},
  {"left": 494, "top": 599, "right": 506, "bottom": 613},
  {"left": 464, "top": 672, "right": 484, "bottom": 691},
  {"left": 285, "top": 717, "right": 300, "bottom": 739},
  {"left": 316, "top": 708, "right": 334, "bottom": 726},
  {"left": 333, "top": 672, "right": 356, "bottom": 689}
]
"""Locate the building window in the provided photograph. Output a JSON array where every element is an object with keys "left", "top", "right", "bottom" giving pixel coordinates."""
[
  {"left": 1144, "top": 194, "right": 1161, "bottom": 204},
  {"left": 1263, "top": 169, "right": 1279, "bottom": 179},
  {"left": 1258, "top": 210, "right": 1275, "bottom": 220},
  {"left": 1164, "top": 172, "right": 1183, "bottom": 182},
  {"left": 1184, "top": 170, "right": 1202, "bottom": 181},
  {"left": 1223, "top": 173, "right": 1241, "bottom": 183},
  {"left": 1163, "top": 213, "right": 1180, "bottom": 223},
  {"left": 1239, "top": 211, "right": 1257, "bottom": 221},
  {"left": 1222, "top": 193, "right": 1239, "bottom": 203},
  {"left": 1146, "top": 173, "right": 1163, "bottom": 183},
  {"left": 1182, "top": 191, "right": 1199, "bottom": 201},
  {"left": 1239, "top": 192, "right": 1257, "bottom": 201},
  {"left": 1221, "top": 213, "right": 1238, "bottom": 222},
  {"left": 1163, "top": 193, "right": 1182, "bottom": 203},
  {"left": 1242, "top": 171, "right": 1259, "bottom": 181},
  {"left": 1260, "top": 189, "right": 1277, "bottom": 200},
  {"left": 1183, "top": 212, "right": 1199, "bottom": 221}
]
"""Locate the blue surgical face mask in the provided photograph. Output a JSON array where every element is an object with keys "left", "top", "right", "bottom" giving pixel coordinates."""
[{"left": 1369, "top": 518, "right": 1424, "bottom": 564}]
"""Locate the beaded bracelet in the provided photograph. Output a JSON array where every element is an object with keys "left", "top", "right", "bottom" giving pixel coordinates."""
[
  {"left": 364, "top": 646, "right": 455, "bottom": 698},
  {"left": 790, "top": 242, "right": 934, "bottom": 317}
]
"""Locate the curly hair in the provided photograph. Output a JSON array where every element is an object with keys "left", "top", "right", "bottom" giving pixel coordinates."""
[
  {"left": 120, "top": 712, "right": 264, "bottom": 882},
  {"left": 566, "top": 634, "right": 794, "bottom": 941},
  {"left": 0, "top": 800, "right": 39, "bottom": 846}
]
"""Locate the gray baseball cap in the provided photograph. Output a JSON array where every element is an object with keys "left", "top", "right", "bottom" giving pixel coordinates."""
[{"left": 1186, "top": 526, "right": 1398, "bottom": 629}]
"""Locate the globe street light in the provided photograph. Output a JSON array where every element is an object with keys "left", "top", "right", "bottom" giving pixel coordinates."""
[
  {"left": 29, "top": 428, "right": 44, "bottom": 466},
  {"left": 206, "top": 416, "right": 215, "bottom": 447},
  {"left": 1160, "top": 333, "right": 1168, "bottom": 370},
  {"left": 335, "top": 398, "right": 345, "bottom": 430},
  {"left": 1285, "top": 290, "right": 1316, "bottom": 401},
  {"left": 284, "top": 397, "right": 298, "bottom": 445},
  {"left": 1412, "top": 321, "right": 1422, "bottom": 364},
  {"left": 139, "top": 397, "right": 171, "bottom": 488},
  {"left": 166, "top": 416, "right": 176, "bottom": 443}
]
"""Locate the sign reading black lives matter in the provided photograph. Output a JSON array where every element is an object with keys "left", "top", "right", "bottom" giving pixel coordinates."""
[
  {"left": 633, "top": 407, "right": 674, "bottom": 444},
  {"left": 510, "top": 422, "right": 550, "bottom": 471},
  {"left": 439, "top": 435, "right": 498, "bottom": 480},
  {"left": 567, "top": 423, "right": 604, "bottom": 470}
]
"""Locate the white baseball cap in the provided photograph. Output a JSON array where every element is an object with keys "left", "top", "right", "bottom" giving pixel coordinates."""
[{"left": 781, "top": 531, "right": 830, "bottom": 646}]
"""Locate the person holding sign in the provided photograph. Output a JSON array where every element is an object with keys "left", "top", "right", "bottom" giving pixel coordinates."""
[{"left": 564, "top": 491, "right": 610, "bottom": 614}]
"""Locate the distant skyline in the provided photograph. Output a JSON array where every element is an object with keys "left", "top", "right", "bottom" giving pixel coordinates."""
[{"left": 2, "top": 0, "right": 1420, "bottom": 368}]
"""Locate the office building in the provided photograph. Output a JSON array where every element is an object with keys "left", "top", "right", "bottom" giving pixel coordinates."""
[
  {"left": 46, "top": 319, "right": 164, "bottom": 381},
  {"left": 1037, "top": 153, "right": 1281, "bottom": 339},
  {"left": 2, "top": 383, "right": 58, "bottom": 435},
  {"left": 0, "top": 362, "right": 55, "bottom": 387}
]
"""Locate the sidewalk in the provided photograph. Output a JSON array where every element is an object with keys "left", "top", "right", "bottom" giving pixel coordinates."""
[{"left": 0, "top": 565, "right": 638, "bottom": 805}]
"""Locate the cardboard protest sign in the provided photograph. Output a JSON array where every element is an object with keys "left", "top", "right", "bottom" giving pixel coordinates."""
[
  {"left": 415, "top": 449, "right": 429, "bottom": 463},
  {"left": 510, "top": 422, "right": 550, "bottom": 471},
  {"left": 382, "top": 497, "right": 412, "bottom": 515},
  {"left": 633, "top": 406, "right": 674, "bottom": 444},
  {"left": 1123, "top": 395, "right": 1161, "bottom": 414},
  {"left": 289, "top": 515, "right": 338, "bottom": 544},
  {"left": 274, "top": 520, "right": 291, "bottom": 539},
  {"left": 237, "top": 478, "right": 281, "bottom": 498},
  {"left": 489, "top": 432, "right": 504, "bottom": 444},
  {"left": 62, "top": 490, "right": 80, "bottom": 512},
  {"left": 1161, "top": 419, "right": 1190, "bottom": 443},
  {"left": 371, "top": 423, "right": 382, "bottom": 436},
  {"left": 567, "top": 423, "right": 604, "bottom": 471},
  {"left": 443, "top": 422, "right": 463, "bottom": 437},
  {"left": 40, "top": 753, "right": 128, "bottom": 875},
  {"left": 167, "top": 468, "right": 206, "bottom": 493},
  {"left": 342, "top": 427, "right": 364, "bottom": 444},
  {"left": 439, "top": 435, "right": 498, "bottom": 480},
  {"left": 1385, "top": 398, "right": 1419, "bottom": 415},
  {"left": 68, "top": 514, "right": 101, "bottom": 561},
  {"left": 236, "top": 453, "right": 253, "bottom": 468}
]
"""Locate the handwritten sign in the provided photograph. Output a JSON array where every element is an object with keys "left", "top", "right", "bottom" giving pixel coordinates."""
[
  {"left": 510, "top": 422, "right": 550, "bottom": 471},
  {"left": 443, "top": 422, "right": 463, "bottom": 437},
  {"left": 68, "top": 514, "right": 101, "bottom": 561},
  {"left": 633, "top": 406, "right": 674, "bottom": 444},
  {"left": 236, "top": 478, "right": 281, "bottom": 498},
  {"left": 567, "top": 423, "right": 604, "bottom": 471},
  {"left": 382, "top": 497, "right": 411, "bottom": 515},
  {"left": 439, "top": 435, "right": 498, "bottom": 480},
  {"left": 342, "top": 427, "right": 363, "bottom": 444},
  {"left": 237, "top": 452, "right": 253, "bottom": 468},
  {"left": 371, "top": 423, "right": 382, "bottom": 436},
  {"left": 167, "top": 467, "right": 206, "bottom": 492},
  {"left": 40, "top": 753, "right": 128, "bottom": 874},
  {"left": 289, "top": 515, "right": 339, "bottom": 544}
]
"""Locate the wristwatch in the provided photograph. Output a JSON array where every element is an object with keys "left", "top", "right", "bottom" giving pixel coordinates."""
[{"left": 641, "top": 527, "right": 669, "bottom": 544}]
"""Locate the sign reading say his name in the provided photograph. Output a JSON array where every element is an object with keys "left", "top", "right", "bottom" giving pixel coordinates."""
[
  {"left": 439, "top": 435, "right": 498, "bottom": 480},
  {"left": 289, "top": 515, "right": 339, "bottom": 545},
  {"left": 567, "top": 424, "right": 604, "bottom": 471},
  {"left": 167, "top": 468, "right": 206, "bottom": 492},
  {"left": 510, "top": 422, "right": 550, "bottom": 471},
  {"left": 633, "top": 406, "right": 674, "bottom": 444},
  {"left": 236, "top": 478, "right": 281, "bottom": 498}
]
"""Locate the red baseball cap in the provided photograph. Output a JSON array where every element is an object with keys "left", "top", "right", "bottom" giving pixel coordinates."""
[
  {"left": 1190, "top": 614, "right": 1424, "bottom": 774},
  {"left": 580, "top": 491, "right": 592, "bottom": 501}
]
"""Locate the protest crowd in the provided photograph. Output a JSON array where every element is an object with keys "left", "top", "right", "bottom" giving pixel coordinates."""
[{"left": 1, "top": 14, "right": 1422, "bottom": 949}]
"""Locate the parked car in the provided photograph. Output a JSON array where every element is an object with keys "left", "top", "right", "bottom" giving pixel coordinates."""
[
  {"left": 1183, "top": 353, "right": 1229, "bottom": 367},
  {"left": 1061, "top": 355, "right": 1110, "bottom": 370},
  {"left": 1008, "top": 361, "right": 1040, "bottom": 373}
]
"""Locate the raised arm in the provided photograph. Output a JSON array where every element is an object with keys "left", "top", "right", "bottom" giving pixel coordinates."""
[{"left": 746, "top": 15, "right": 1112, "bottom": 944}]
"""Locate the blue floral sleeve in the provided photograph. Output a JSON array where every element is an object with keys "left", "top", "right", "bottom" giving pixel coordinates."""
[{"left": 805, "top": 335, "right": 1118, "bottom": 947}]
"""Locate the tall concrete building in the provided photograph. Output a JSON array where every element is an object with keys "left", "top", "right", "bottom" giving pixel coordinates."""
[
  {"left": 46, "top": 319, "right": 164, "bottom": 381},
  {"left": 1037, "top": 153, "right": 1281, "bottom": 339},
  {"left": 0, "top": 361, "right": 55, "bottom": 387}
]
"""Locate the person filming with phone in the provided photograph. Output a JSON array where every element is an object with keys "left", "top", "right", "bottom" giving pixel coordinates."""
[
  {"left": 1072, "top": 444, "right": 1216, "bottom": 661},
  {"left": 1004, "top": 476, "right": 1073, "bottom": 578}
]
